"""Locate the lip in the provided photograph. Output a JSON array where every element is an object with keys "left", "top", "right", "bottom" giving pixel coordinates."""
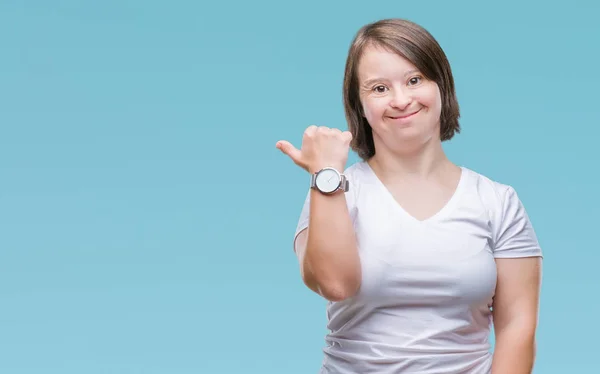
[{"left": 388, "top": 108, "right": 422, "bottom": 120}]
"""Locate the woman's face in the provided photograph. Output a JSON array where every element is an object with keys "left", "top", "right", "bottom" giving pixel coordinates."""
[{"left": 357, "top": 44, "right": 443, "bottom": 155}]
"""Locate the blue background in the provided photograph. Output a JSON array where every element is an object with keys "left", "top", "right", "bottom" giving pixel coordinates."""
[{"left": 1, "top": 1, "right": 598, "bottom": 373}]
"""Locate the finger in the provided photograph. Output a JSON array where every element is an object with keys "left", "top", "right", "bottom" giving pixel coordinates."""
[
  {"left": 276, "top": 140, "right": 303, "bottom": 165},
  {"left": 342, "top": 131, "right": 353, "bottom": 143},
  {"left": 304, "top": 125, "right": 318, "bottom": 138}
]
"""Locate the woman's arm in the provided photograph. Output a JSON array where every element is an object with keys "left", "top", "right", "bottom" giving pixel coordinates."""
[
  {"left": 491, "top": 257, "right": 542, "bottom": 374},
  {"left": 279, "top": 126, "right": 361, "bottom": 302},
  {"left": 294, "top": 189, "right": 361, "bottom": 302}
]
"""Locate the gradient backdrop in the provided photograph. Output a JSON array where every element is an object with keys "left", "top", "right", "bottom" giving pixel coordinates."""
[{"left": 1, "top": 1, "right": 598, "bottom": 373}]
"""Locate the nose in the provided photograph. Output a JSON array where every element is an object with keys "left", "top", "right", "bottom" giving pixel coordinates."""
[{"left": 389, "top": 88, "right": 411, "bottom": 110}]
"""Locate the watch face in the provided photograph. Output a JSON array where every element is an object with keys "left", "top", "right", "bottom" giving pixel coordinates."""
[{"left": 315, "top": 168, "right": 341, "bottom": 193}]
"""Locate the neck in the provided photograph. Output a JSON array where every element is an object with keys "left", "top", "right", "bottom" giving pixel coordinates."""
[{"left": 367, "top": 136, "right": 452, "bottom": 181}]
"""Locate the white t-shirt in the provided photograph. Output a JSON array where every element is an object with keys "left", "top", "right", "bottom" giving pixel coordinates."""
[{"left": 293, "top": 161, "right": 542, "bottom": 374}]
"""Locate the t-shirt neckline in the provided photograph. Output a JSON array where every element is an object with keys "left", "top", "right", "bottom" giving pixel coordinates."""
[{"left": 361, "top": 161, "right": 469, "bottom": 224}]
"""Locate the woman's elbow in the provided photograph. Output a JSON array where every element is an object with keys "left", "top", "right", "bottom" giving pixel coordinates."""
[
  {"left": 312, "top": 278, "right": 360, "bottom": 302},
  {"left": 299, "top": 261, "right": 361, "bottom": 301}
]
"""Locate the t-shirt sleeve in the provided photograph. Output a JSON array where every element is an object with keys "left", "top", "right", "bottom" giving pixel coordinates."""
[
  {"left": 292, "top": 177, "right": 358, "bottom": 253},
  {"left": 492, "top": 186, "right": 543, "bottom": 259},
  {"left": 293, "top": 189, "right": 312, "bottom": 246}
]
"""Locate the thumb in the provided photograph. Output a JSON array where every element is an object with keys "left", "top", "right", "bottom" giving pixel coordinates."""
[{"left": 276, "top": 140, "right": 304, "bottom": 166}]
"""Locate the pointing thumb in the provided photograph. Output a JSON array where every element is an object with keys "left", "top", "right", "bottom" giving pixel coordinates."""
[{"left": 276, "top": 140, "right": 303, "bottom": 166}]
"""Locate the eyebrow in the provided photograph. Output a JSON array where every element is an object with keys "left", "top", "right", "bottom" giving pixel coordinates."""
[{"left": 361, "top": 69, "right": 420, "bottom": 87}]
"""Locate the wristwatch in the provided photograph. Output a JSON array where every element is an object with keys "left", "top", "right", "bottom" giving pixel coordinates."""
[{"left": 310, "top": 167, "right": 349, "bottom": 195}]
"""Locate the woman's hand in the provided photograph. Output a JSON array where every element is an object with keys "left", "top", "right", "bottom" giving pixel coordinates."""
[{"left": 276, "top": 125, "right": 352, "bottom": 173}]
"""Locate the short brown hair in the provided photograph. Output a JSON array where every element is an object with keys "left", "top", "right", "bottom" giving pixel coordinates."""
[{"left": 342, "top": 18, "right": 461, "bottom": 160}]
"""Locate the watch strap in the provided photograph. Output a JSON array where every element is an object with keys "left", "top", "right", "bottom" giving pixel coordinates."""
[{"left": 340, "top": 175, "right": 349, "bottom": 192}]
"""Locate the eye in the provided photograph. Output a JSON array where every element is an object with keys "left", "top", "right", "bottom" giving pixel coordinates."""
[
  {"left": 372, "top": 85, "right": 388, "bottom": 93},
  {"left": 408, "top": 76, "right": 423, "bottom": 86}
]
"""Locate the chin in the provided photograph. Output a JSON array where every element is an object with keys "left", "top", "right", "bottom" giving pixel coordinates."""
[
  {"left": 381, "top": 129, "right": 438, "bottom": 154},
  {"left": 391, "top": 124, "right": 425, "bottom": 140}
]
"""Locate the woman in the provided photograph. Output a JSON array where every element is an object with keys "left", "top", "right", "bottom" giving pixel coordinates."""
[{"left": 276, "top": 18, "right": 542, "bottom": 374}]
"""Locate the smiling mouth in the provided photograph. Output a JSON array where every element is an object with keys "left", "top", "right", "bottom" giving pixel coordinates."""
[{"left": 389, "top": 108, "right": 421, "bottom": 120}]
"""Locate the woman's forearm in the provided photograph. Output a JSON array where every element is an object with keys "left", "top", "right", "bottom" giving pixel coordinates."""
[
  {"left": 491, "top": 324, "right": 536, "bottom": 374},
  {"left": 303, "top": 189, "right": 361, "bottom": 301}
]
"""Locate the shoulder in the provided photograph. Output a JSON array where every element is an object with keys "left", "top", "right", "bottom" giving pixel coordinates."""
[
  {"left": 463, "top": 166, "right": 541, "bottom": 257},
  {"left": 343, "top": 161, "right": 369, "bottom": 180},
  {"left": 463, "top": 166, "right": 520, "bottom": 213},
  {"left": 342, "top": 161, "right": 371, "bottom": 198}
]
